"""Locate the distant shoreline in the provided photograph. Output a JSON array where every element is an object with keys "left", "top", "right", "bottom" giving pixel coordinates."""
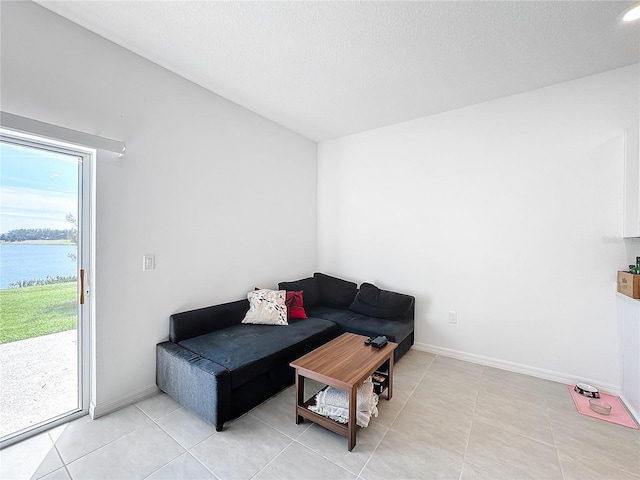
[{"left": 0, "top": 240, "right": 74, "bottom": 246}]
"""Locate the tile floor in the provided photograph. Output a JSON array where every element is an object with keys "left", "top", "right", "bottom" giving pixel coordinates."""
[{"left": 1, "top": 350, "right": 639, "bottom": 480}]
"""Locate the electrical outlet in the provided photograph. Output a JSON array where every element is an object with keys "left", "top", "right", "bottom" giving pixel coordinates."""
[
  {"left": 448, "top": 311, "right": 457, "bottom": 324},
  {"left": 142, "top": 254, "right": 155, "bottom": 271}
]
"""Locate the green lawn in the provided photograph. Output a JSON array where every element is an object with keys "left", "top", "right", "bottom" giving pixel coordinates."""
[{"left": 0, "top": 282, "right": 77, "bottom": 344}]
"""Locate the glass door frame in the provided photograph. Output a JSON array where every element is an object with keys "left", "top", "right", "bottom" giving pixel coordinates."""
[{"left": 0, "top": 129, "right": 93, "bottom": 448}]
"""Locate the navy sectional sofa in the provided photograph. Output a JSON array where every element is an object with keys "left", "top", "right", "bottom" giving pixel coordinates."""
[{"left": 156, "top": 273, "right": 415, "bottom": 431}]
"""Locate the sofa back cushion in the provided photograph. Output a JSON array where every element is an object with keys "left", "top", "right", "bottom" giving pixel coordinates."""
[
  {"left": 349, "top": 283, "right": 414, "bottom": 320},
  {"left": 278, "top": 277, "right": 320, "bottom": 309},
  {"left": 170, "top": 299, "right": 250, "bottom": 343},
  {"left": 307, "top": 305, "right": 414, "bottom": 344},
  {"left": 313, "top": 272, "right": 358, "bottom": 308}
]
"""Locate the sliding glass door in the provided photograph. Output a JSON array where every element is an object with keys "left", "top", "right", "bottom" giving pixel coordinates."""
[{"left": 0, "top": 132, "right": 90, "bottom": 446}]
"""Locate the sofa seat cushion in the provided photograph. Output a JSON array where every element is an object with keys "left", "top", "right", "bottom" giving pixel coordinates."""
[
  {"left": 307, "top": 306, "right": 413, "bottom": 344},
  {"left": 178, "top": 318, "right": 338, "bottom": 389}
]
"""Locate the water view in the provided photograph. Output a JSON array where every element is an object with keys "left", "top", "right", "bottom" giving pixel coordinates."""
[
  {"left": 0, "top": 244, "right": 77, "bottom": 289},
  {"left": 0, "top": 138, "right": 83, "bottom": 443}
]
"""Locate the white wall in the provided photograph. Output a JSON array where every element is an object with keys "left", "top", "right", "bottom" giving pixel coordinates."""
[
  {"left": 617, "top": 294, "right": 640, "bottom": 421},
  {"left": 318, "top": 65, "right": 640, "bottom": 391},
  {"left": 1, "top": 2, "right": 318, "bottom": 412}
]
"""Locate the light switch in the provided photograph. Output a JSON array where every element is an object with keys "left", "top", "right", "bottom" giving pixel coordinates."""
[{"left": 143, "top": 254, "right": 155, "bottom": 271}]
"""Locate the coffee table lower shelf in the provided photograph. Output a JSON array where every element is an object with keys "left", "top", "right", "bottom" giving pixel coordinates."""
[{"left": 297, "top": 388, "right": 350, "bottom": 437}]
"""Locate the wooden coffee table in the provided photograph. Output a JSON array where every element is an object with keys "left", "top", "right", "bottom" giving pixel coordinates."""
[{"left": 290, "top": 333, "right": 397, "bottom": 451}]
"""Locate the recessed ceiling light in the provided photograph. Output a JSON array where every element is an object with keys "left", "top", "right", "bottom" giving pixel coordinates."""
[{"left": 623, "top": 3, "right": 640, "bottom": 22}]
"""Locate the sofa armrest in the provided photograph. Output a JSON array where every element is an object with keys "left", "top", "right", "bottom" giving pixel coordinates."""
[
  {"left": 156, "top": 341, "right": 231, "bottom": 431},
  {"left": 406, "top": 295, "right": 415, "bottom": 322}
]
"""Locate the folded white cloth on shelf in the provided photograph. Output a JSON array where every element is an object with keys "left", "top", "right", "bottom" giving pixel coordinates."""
[{"left": 308, "top": 377, "right": 379, "bottom": 427}]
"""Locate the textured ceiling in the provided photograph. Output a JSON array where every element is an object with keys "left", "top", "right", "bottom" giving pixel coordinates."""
[{"left": 35, "top": 1, "right": 640, "bottom": 142}]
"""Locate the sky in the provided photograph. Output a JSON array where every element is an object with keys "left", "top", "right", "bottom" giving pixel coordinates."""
[{"left": 0, "top": 142, "right": 79, "bottom": 234}]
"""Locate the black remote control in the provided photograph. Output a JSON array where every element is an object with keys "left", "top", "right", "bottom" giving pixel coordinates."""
[{"left": 370, "top": 336, "right": 388, "bottom": 348}]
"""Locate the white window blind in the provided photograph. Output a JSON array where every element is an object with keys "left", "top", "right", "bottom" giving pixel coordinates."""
[{"left": 0, "top": 111, "right": 125, "bottom": 157}]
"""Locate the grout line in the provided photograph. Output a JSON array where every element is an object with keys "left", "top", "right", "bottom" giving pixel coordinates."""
[
  {"left": 140, "top": 463, "right": 169, "bottom": 480},
  {"left": 385, "top": 358, "right": 429, "bottom": 434},
  {"left": 543, "top": 387, "right": 565, "bottom": 478},
  {"left": 46, "top": 435, "right": 73, "bottom": 480},
  {"left": 187, "top": 430, "right": 218, "bottom": 451},
  {"left": 292, "top": 439, "right": 358, "bottom": 477},
  {"left": 185, "top": 450, "right": 223, "bottom": 480},
  {"left": 187, "top": 442, "right": 223, "bottom": 480},
  {"left": 147, "top": 411, "right": 216, "bottom": 452},
  {"left": 129, "top": 402, "right": 200, "bottom": 480},
  {"left": 133, "top": 402, "right": 177, "bottom": 423},
  {"left": 61, "top": 404, "right": 172, "bottom": 475},
  {"left": 357, "top": 360, "right": 430, "bottom": 477},
  {"left": 247, "top": 410, "right": 312, "bottom": 441},
  {"left": 248, "top": 437, "right": 295, "bottom": 479},
  {"left": 457, "top": 364, "right": 483, "bottom": 480},
  {"left": 133, "top": 401, "right": 220, "bottom": 478},
  {"left": 553, "top": 443, "right": 567, "bottom": 480},
  {"left": 55, "top": 433, "right": 124, "bottom": 469},
  {"left": 424, "top": 352, "right": 437, "bottom": 370},
  {"left": 356, "top": 426, "right": 389, "bottom": 478}
]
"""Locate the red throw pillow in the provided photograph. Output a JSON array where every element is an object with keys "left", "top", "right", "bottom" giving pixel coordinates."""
[{"left": 285, "top": 290, "right": 307, "bottom": 319}]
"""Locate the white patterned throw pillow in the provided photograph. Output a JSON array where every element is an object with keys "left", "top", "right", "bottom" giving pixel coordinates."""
[{"left": 242, "top": 289, "right": 288, "bottom": 326}]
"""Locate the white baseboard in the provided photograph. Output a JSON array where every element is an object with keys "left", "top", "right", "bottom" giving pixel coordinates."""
[
  {"left": 89, "top": 384, "right": 159, "bottom": 419},
  {"left": 412, "top": 342, "right": 621, "bottom": 395}
]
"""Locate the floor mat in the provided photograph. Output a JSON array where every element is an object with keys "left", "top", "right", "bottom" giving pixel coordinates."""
[{"left": 568, "top": 385, "right": 638, "bottom": 429}]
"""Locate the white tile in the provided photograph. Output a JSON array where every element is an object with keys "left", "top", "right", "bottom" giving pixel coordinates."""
[
  {"left": 425, "top": 356, "right": 484, "bottom": 385},
  {"left": 390, "top": 396, "right": 473, "bottom": 457},
  {"left": 249, "top": 386, "right": 312, "bottom": 439},
  {"left": 136, "top": 393, "right": 181, "bottom": 420},
  {"left": 373, "top": 387, "right": 410, "bottom": 428},
  {"left": 66, "top": 423, "right": 184, "bottom": 480},
  {"left": 558, "top": 450, "right": 640, "bottom": 480},
  {"left": 412, "top": 374, "right": 478, "bottom": 412},
  {"left": 393, "top": 355, "right": 428, "bottom": 380},
  {"left": 145, "top": 453, "right": 216, "bottom": 480},
  {"left": 361, "top": 427, "right": 464, "bottom": 479},
  {"left": 191, "top": 414, "right": 291, "bottom": 480},
  {"left": 0, "top": 431, "right": 63, "bottom": 480},
  {"left": 397, "top": 349, "right": 436, "bottom": 369},
  {"left": 156, "top": 407, "right": 217, "bottom": 449},
  {"left": 550, "top": 409, "right": 640, "bottom": 475},
  {"left": 462, "top": 420, "right": 563, "bottom": 480},
  {"left": 52, "top": 406, "right": 154, "bottom": 464},
  {"left": 391, "top": 369, "right": 423, "bottom": 396},
  {"left": 481, "top": 367, "right": 556, "bottom": 394},
  {"left": 253, "top": 442, "right": 355, "bottom": 480},
  {"left": 297, "top": 422, "right": 388, "bottom": 475},
  {"left": 473, "top": 385, "right": 554, "bottom": 445}
]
